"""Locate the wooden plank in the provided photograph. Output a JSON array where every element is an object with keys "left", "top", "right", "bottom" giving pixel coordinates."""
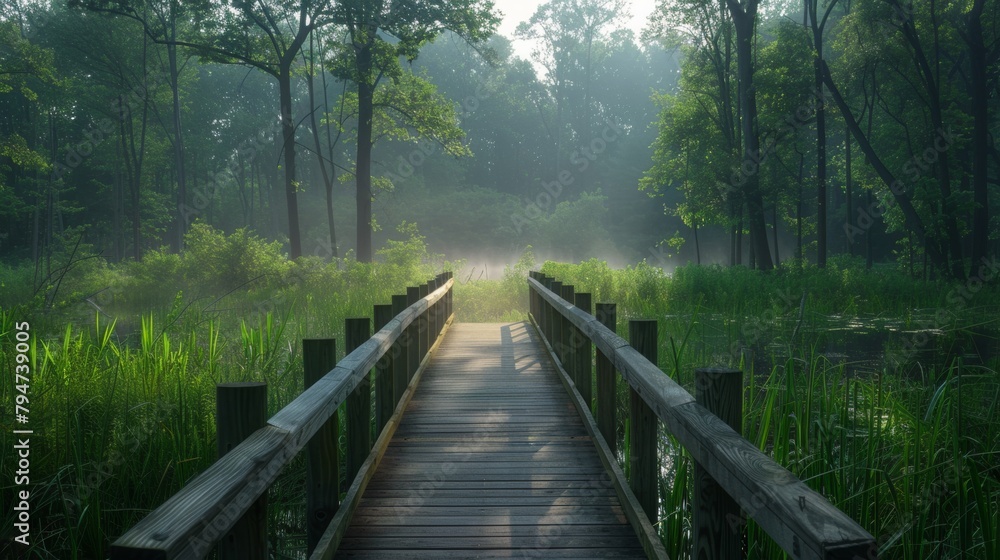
[
  {"left": 391, "top": 295, "right": 409, "bottom": 409},
  {"left": 311, "top": 313, "right": 456, "bottom": 560},
  {"left": 595, "top": 303, "right": 618, "bottom": 456},
  {"left": 335, "top": 548, "right": 646, "bottom": 559},
  {"left": 109, "top": 426, "right": 293, "bottom": 558},
  {"left": 332, "top": 323, "right": 648, "bottom": 560},
  {"left": 343, "top": 524, "right": 635, "bottom": 538},
  {"left": 339, "top": 535, "right": 644, "bottom": 549},
  {"left": 531, "top": 314, "right": 669, "bottom": 560},
  {"left": 529, "top": 278, "right": 876, "bottom": 560},
  {"left": 346, "top": 513, "right": 631, "bottom": 527},
  {"left": 693, "top": 367, "right": 743, "bottom": 560}
]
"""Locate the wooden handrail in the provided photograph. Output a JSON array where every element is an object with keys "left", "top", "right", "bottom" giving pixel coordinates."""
[
  {"left": 110, "top": 277, "right": 454, "bottom": 559},
  {"left": 528, "top": 275, "right": 876, "bottom": 560}
]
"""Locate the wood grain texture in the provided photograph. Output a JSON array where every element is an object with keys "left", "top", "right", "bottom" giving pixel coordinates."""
[
  {"left": 693, "top": 367, "right": 742, "bottom": 560},
  {"left": 215, "top": 383, "right": 268, "bottom": 560},
  {"left": 528, "top": 278, "right": 876, "bottom": 560},
  {"left": 304, "top": 339, "right": 339, "bottom": 556},
  {"left": 312, "top": 314, "right": 456, "bottom": 560},
  {"left": 332, "top": 323, "right": 646, "bottom": 560}
]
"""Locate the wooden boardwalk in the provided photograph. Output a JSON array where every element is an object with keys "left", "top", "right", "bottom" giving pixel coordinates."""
[{"left": 335, "top": 322, "right": 647, "bottom": 559}]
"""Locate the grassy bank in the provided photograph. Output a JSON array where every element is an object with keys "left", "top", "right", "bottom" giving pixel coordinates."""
[
  {"left": 540, "top": 258, "right": 1000, "bottom": 559},
  {"left": 3, "top": 242, "right": 997, "bottom": 558},
  {"left": 0, "top": 224, "right": 468, "bottom": 559}
]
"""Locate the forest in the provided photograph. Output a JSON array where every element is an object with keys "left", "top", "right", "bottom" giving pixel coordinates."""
[
  {"left": 1, "top": 0, "right": 997, "bottom": 275},
  {"left": 1, "top": 0, "right": 999, "bottom": 558}
]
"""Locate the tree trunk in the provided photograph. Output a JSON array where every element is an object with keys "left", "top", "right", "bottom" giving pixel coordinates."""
[
  {"left": 866, "top": 188, "right": 873, "bottom": 270},
  {"left": 809, "top": 0, "right": 837, "bottom": 267},
  {"left": 694, "top": 223, "right": 701, "bottom": 265},
  {"left": 356, "top": 44, "right": 375, "bottom": 263},
  {"left": 967, "top": 0, "right": 989, "bottom": 269},
  {"left": 306, "top": 35, "right": 338, "bottom": 261},
  {"left": 167, "top": 20, "right": 187, "bottom": 254},
  {"left": 279, "top": 66, "right": 302, "bottom": 259},
  {"left": 819, "top": 59, "right": 949, "bottom": 274},
  {"left": 845, "top": 124, "right": 853, "bottom": 256},
  {"left": 728, "top": 0, "right": 773, "bottom": 271},
  {"left": 814, "top": 56, "right": 827, "bottom": 268},
  {"left": 887, "top": 0, "right": 963, "bottom": 278}
]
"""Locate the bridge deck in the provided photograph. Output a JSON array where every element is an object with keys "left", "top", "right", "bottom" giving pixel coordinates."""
[{"left": 335, "top": 322, "right": 646, "bottom": 559}]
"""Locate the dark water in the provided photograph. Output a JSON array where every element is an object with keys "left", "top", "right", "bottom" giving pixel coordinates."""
[{"left": 684, "top": 312, "right": 1000, "bottom": 379}]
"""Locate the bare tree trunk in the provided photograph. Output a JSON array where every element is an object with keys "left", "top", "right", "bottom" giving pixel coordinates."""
[
  {"left": 727, "top": 0, "right": 773, "bottom": 270},
  {"left": 966, "top": 0, "right": 990, "bottom": 268},
  {"left": 167, "top": 17, "right": 187, "bottom": 254},
  {"left": 279, "top": 65, "right": 302, "bottom": 259},
  {"left": 356, "top": 42, "right": 375, "bottom": 263},
  {"left": 307, "top": 32, "right": 337, "bottom": 261},
  {"left": 845, "top": 124, "right": 853, "bottom": 256},
  {"left": 808, "top": 0, "right": 838, "bottom": 267}
]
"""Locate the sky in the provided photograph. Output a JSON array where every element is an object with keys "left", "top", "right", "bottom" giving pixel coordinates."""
[{"left": 497, "top": 0, "right": 660, "bottom": 61}]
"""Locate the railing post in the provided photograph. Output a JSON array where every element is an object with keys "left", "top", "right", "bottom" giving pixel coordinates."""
[
  {"left": 629, "top": 320, "right": 658, "bottom": 524},
  {"left": 694, "top": 367, "right": 743, "bottom": 560},
  {"left": 549, "top": 281, "right": 561, "bottom": 353},
  {"left": 406, "top": 287, "right": 420, "bottom": 381},
  {"left": 542, "top": 277, "right": 553, "bottom": 342},
  {"left": 418, "top": 283, "right": 429, "bottom": 362},
  {"left": 595, "top": 303, "right": 617, "bottom": 454},
  {"left": 392, "top": 294, "right": 408, "bottom": 406},
  {"left": 303, "top": 339, "right": 338, "bottom": 555},
  {"left": 432, "top": 275, "right": 443, "bottom": 338},
  {"left": 560, "top": 285, "right": 575, "bottom": 369},
  {"left": 374, "top": 305, "right": 395, "bottom": 435},
  {"left": 574, "top": 292, "right": 593, "bottom": 408},
  {"left": 216, "top": 383, "right": 268, "bottom": 560},
  {"left": 541, "top": 275, "right": 551, "bottom": 338},
  {"left": 528, "top": 270, "right": 541, "bottom": 325},
  {"left": 447, "top": 272, "right": 453, "bottom": 319},
  {"left": 345, "top": 318, "right": 371, "bottom": 482}
]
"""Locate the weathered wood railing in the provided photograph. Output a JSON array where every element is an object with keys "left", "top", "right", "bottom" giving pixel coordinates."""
[
  {"left": 528, "top": 271, "right": 877, "bottom": 560},
  {"left": 110, "top": 272, "right": 454, "bottom": 559}
]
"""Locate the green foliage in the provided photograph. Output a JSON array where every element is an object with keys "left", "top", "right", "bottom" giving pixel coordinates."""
[
  {"left": 0, "top": 225, "right": 451, "bottom": 558},
  {"left": 452, "top": 247, "right": 535, "bottom": 322},
  {"left": 181, "top": 222, "right": 292, "bottom": 293}
]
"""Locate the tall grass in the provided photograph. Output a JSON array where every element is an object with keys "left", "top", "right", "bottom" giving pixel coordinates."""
[
  {"left": 541, "top": 259, "right": 1000, "bottom": 559},
  {"left": 0, "top": 224, "right": 456, "bottom": 559}
]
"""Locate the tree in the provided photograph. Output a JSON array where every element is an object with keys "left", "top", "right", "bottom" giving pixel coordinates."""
[
  {"left": 726, "top": 0, "right": 773, "bottom": 270},
  {"left": 960, "top": 0, "right": 996, "bottom": 269},
  {"left": 806, "top": 0, "right": 839, "bottom": 267},
  {"left": 517, "top": 0, "right": 627, "bottom": 181},
  {"left": 644, "top": 0, "right": 746, "bottom": 266},
  {"left": 822, "top": 1, "right": 988, "bottom": 278},
  {"left": 67, "top": 0, "right": 208, "bottom": 253},
  {"left": 329, "top": 0, "right": 499, "bottom": 263}
]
